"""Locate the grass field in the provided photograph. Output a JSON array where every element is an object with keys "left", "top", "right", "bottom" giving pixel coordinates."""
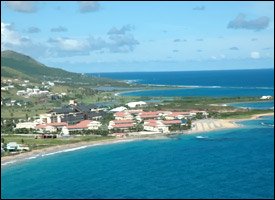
[{"left": 1, "top": 135, "right": 115, "bottom": 153}]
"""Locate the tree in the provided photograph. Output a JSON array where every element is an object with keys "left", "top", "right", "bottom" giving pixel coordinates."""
[
  {"left": 21, "top": 139, "right": 24, "bottom": 144},
  {"left": 1, "top": 138, "right": 4, "bottom": 143},
  {"left": 25, "top": 113, "right": 29, "bottom": 121},
  {"left": 187, "top": 119, "right": 192, "bottom": 129}
]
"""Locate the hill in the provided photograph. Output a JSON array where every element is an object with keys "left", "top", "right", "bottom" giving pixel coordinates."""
[{"left": 1, "top": 50, "right": 127, "bottom": 86}]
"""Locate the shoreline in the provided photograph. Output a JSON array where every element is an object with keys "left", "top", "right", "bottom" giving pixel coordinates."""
[
  {"left": 2, "top": 113, "right": 273, "bottom": 167},
  {"left": 1, "top": 136, "right": 167, "bottom": 167}
]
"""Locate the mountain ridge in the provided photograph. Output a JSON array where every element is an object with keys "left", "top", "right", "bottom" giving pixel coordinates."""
[{"left": 1, "top": 50, "right": 127, "bottom": 86}]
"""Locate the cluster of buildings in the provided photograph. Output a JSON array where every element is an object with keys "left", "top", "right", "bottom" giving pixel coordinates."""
[
  {"left": 108, "top": 110, "right": 208, "bottom": 134},
  {"left": 14, "top": 100, "right": 209, "bottom": 136},
  {"left": 1, "top": 84, "right": 14, "bottom": 91},
  {"left": 15, "top": 87, "right": 67, "bottom": 100},
  {"left": 16, "top": 88, "right": 50, "bottom": 97},
  {"left": 15, "top": 100, "right": 108, "bottom": 135},
  {"left": 1, "top": 79, "right": 30, "bottom": 91},
  {"left": 1, "top": 98, "right": 29, "bottom": 107}
]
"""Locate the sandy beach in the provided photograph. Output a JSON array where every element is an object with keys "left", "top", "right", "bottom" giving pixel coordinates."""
[
  {"left": 187, "top": 112, "right": 274, "bottom": 134},
  {"left": 2, "top": 113, "right": 273, "bottom": 167}
]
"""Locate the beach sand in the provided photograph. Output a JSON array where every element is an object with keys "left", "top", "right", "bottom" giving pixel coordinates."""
[
  {"left": 2, "top": 113, "right": 273, "bottom": 166},
  {"left": 185, "top": 112, "right": 274, "bottom": 134}
]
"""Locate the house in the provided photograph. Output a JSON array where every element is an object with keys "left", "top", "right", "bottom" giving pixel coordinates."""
[
  {"left": 126, "top": 101, "right": 147, "bottom": 108},
  {"left": 35, "top": 122, "right": 68, "bottom": 133},
  {"left": 6, "top": 142, "right": 20, "bottom": 151},
  {"left": 61, "top": 120, "right": 102, "bottom": 134},
  {"left": 143, "top": 120, "right": 169, "bottom": 133},
  {"left": 35, "top": 124, "right": 57, "bottom": 133},
  {"left": 108, "top": 123, "right": 135, "bottom": 131},
  {"left": 108, "top": 120, "right": 135, "bottom": 130},
  {"left": 114, "top": 111, "right": 133, "bottom": 120},
  {"left": 6, "top": 142, "right": 29, "bottom": 151},
  {"left": 136, "top": 111, "right": 160, "bottom": 121},
  {"left": 1, "top": 86, "right": 9, "bottom": 91}
]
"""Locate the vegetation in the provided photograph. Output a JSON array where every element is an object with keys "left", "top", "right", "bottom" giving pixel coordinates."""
[
  {"left": 1, "top": 134, "right": 115, "bottom": 153},
  {"left": 210, "top": 109, "right": 273, "bottom": 119}
]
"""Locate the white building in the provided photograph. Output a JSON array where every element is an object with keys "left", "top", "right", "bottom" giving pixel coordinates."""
[
  {"left": 126, "top": 101, "right": 147, "bottom": 108},
  {"left": 16, "top": 122, "right": 38, "bottom": 129},
  {"left": 17, "top": 90, "right": 27, "bottom": 96},
  {"left": 6, "top": 142, "right": 19, "bottom": 151},
  {"left": 48, "top": 81, "right": 55, "bottom": 86},
  {"left": 260, "top": 95, "right": 272, "bottom": 100},
  {"left": 61, "top": 120, "right": 102, "bottom": 135},
  {"left": 6, "top": 142, "right": 29, "bottom": 151},
  {"left": 110, "top": 106, "right": 127, "bottom": 112},
  {"left": 143, "top": 120, "right": 169, "bottom": 133}
]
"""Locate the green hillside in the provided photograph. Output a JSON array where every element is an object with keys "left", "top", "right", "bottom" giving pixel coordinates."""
[{"left": 1, "top": 50, "right": 127, "bottom": 86}]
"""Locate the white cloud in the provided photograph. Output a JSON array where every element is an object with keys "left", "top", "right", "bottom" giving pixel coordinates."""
[
  {"left": 1, "top": 22, "right": 24, "bottom": 48},
  {"left": 250, "top": 51, "right": 260, "bottom": 59},
  {"left": 6, "top": 1, "right": 37, "bottom": 13},
  {"left": 78, "top": 1, "right": 100, "bottom": 13},
  {"left": 48, "top": 37, "right": 89, "bottom": 51}
]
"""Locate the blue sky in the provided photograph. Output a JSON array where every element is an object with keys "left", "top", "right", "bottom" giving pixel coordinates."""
[{"left": 1, "top": 1, "right": 274, "bottom": 72}]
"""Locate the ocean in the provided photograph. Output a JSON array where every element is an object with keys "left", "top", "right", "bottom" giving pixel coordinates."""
[
  {"left": 90, "top": 69, "right": 274, "bottom": 97},
  {"left": 2, "top": 116, "right": 274, "bottom": 199}
]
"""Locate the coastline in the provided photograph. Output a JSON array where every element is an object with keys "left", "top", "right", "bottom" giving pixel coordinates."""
[
  {"left": 184, "top": 112, "right": 274, "bottom": 134},
  {"left": 1, "top": 136, "right": 167, "bottom": 167},
  {"left": 2, "top": 112, "right": 273, "bottom": 167}
]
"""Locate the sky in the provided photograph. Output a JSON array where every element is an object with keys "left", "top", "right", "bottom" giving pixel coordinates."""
[{"left": 1, "top": 1, "right": 274, "bottom": 73}]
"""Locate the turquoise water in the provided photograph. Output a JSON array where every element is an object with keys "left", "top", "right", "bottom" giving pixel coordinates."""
[
  {"left": 229, "top": 101, "right": 274, "bottom": 110},
  {"left": 2, "top": 116, "right": 274, "bottom": 199},
  {"left": 122, "top": 87, "right": 274, "bottom": 97}
]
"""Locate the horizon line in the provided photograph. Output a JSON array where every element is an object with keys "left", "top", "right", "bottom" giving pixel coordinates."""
[{"left": 85, "top": 68, "right": 274, "bottom": 74}]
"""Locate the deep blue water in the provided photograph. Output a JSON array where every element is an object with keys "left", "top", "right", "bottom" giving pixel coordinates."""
[
  {"left": 90, "top": 69, "right": 274, "bottom": 97},
  {"left": 2, "top": 116, "right": 274, "bottom": 199},
  {"left": 229, "top": 101, "right": 274, "bottom": 110},
  {"left": 91, "top": 69, "right": 274, "bottom": 87}
]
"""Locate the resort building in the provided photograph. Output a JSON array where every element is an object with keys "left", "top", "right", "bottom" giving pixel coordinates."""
[
  {"left": 61, "top": 120, "right": 102, "bottom": 135},
  {"left": 108, "top": 123, "right": 135, "bottom": 131},
  {"left": 40, "top": 101, "right": 108, "bottom": 124},
  {"left": 114, "top": 111, "right": 133, "bottom": 120},
  {"left": 143, "top": 120, "right": 169, "bottom": 133},
  {"left": 108, "top": 119, "right": 135, "bottom": 130},
  {"left": 126, "top": 101, "right": 147, "bottom": 108},
  {"left": 35, "top": 122, "right": 68, "bottom": 133},
  {"left": 136, "top": 111, "right": 161, "bottom": 121}
]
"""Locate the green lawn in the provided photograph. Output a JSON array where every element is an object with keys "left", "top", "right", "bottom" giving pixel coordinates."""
[{"left": 1, "top": 135, "right": 115, "bottom": 152}]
